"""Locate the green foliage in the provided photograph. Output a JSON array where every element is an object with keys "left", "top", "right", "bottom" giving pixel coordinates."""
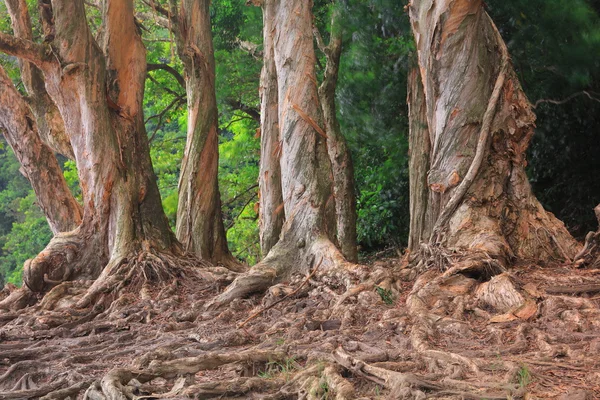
[
  {"left": 258, "top": 356, "right": 299, "bottom": 380},
  {"left": 517, "top": 364, "right": 532, "bottom": 388},
  {"left": 219, "top": 116, "right": 261, "bottom": 264},
  {"left": 375, "top": 286, "right": 394, "bottom": 305},
  {"left": 0, "top": 144, "right": 52, "bottom": 286},
  {"left": 337, "top": 1, "right": 412, "bottom": 251}
]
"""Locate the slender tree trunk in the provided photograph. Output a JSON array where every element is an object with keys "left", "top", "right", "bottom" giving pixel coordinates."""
[
  {"left": 0, "top": 0, "right": 181, "bottom": 303},
  {"left": 5, "top": 0, "right": 73, "bottom": 159},
  {"left": 258, "top": 0, "right": 285, "bottom": 256},
  {"left": 209, "top": 0, "right": 359, "bottom": 308},
  {"left": 315, "top": 8, "right": 358, "bottom": 262},
  {"left": 0, "top": 66, "right": 82, "bottom": 234},
  {"left": 407, "top": 68, "right": 430, "bottom": 253},
  {"left": 407, "top": 0, "right": 579, "bottom": 266},
  {"left": 169, "top": 0, "right": 238, "bottom": 268}
]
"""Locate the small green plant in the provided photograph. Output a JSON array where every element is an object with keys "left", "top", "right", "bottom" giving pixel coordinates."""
[
  {"left": 517, "top": 364, "right": 532, "bottom": 388},
  {"left": 375, "top": 385, "right": 382, "bottom": 396},
  {"left": 375, "top": 286, "right": 394, "bottom": 305},
  {"left": 257, "top": 356, "right": 299, "bottom": 381},
  {"left": 275, "top": 337, "right": 285, "bottom": 346},
  {"left": 319, "top": 380, "right": 330, "bottom": 399}
]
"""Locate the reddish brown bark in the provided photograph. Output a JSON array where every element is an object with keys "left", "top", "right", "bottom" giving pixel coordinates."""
[
  {"left": 5, "top": 0, "right": 73, "bottom": 159},
  {"left": 0, "top": 66, "right": 81, "bottom": 235},
  {"left": 0, "top": 0, "right": 180, "bottom": 300}
]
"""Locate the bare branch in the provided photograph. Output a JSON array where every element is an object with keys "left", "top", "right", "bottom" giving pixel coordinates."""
[
  {"left": 533, "top": 91, "right": 600, "bottom": 108},
  {"left": 147, "top": 63, "right": 185, "bottom": 88},
  {"left": 225, "top": 99, "right": 261, "bottom": 122}
]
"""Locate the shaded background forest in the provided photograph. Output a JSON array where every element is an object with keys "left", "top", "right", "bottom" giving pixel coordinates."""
[{"left": 0, "top": 0, "right": 599, "bottom": 285}]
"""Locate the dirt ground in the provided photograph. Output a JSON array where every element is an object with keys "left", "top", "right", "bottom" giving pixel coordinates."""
[{"left": 0, "top": 253, "right": 599, "bottom": 399}]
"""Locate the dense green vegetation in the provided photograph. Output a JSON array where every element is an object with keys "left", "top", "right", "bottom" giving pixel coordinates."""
[{"left": 1, "top": 0, "right": 599, "bottom": 284}]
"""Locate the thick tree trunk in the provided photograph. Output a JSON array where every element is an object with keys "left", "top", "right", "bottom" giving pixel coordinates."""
[
  {"left": 0, "top": 66, "right": 82, "bottom": 234},
  {"left": 5, "top": 0, "right": 73, "bottom": 159},
  {"left": 171, "top": 0, "right": 237, "bottom": 268},
  {"left": 407, "top": 0, "right": 579, "bottom": 266},
  {"left": 315, "top": 10, "right": 358, "bottom": 263},
  {"left": 0, "top": 0, "right": 180, "bottom": 302},
  {"left": 258, "top": 0, "right": 285, "bottom": 256},
  {"left": 208, "top": 0, "right": 358, "bottom": 308}
]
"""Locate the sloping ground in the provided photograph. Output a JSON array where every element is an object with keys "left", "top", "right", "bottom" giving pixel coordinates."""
[{"left": 0, "top": 258, "right": 599, "bottom": 399}]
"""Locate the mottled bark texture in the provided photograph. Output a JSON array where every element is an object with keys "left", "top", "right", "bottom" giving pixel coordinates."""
[
  {"left": 258, "top": 0, "right": 285, "bottom": 256},
  {"left": 315, "top": 8, "right": 358, "bottom": 262},
  {"left": 5, "top": 0, "right": 73, "bottom": 159},
  {"left": 169, "top": 0, "right": 237, "bottom": 267},
  {"left": 0, "top": 0, "right": 179, "bottom": 303},
  {"left": 574, "top": 204, "right": 600, "bottom": 268},
  {"left": 0, "top": 66, "right": 81, "bottom": 235},
  {"left": 407, "top": 0, "right": 579, "bottom": 265},
  {"left": 208, "top": 0, "right": 356, "bottom": 308}
]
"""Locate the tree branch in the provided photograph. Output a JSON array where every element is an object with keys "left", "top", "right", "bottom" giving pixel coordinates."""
[
  {"left": 225, "top": 99, "right": 261, "bottom": 122},
  {"left": 533, "top": 91, "right": 600, "bottom": 108},
  {"left": 0, "top": 32, "right": 50, "bottom": 67},
  {"left": 147, "top": 63, "right": 186, "bottom": 88}
]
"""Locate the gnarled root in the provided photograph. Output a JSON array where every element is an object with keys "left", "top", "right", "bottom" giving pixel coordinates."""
[{"left": 207, "top": 237, "right": 368, "bottom": 310}]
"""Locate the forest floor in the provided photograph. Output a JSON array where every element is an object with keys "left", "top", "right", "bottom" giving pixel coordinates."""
[{"left": 0, "top": 251, "right": 599, "bottom": 399}]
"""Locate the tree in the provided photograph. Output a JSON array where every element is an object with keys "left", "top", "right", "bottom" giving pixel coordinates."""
[
  {"left": 0, "top": 0, "right": 186, "bottom": 309},
  {"left": 407, "top": 0, "right": 579, "bottom": 269},
  {"left": 209, "top": 0, "right": 359, "bottom": 308},
  {"left": 157, "top": 0, "right": 239, "bottom": 268},
  {"left": 0, "top": 65, "right": 81, "bottom": 235},
  {"left": 257, "top": 0, "right": 284, "bottom": 256},
  {"left": 314, "top": 2, "right": 358, "bottom": 262}
]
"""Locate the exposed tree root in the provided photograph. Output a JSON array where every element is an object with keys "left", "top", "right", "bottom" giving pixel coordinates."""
[{"left": 0, "top": 255, "right": 598, "bottom": 399}]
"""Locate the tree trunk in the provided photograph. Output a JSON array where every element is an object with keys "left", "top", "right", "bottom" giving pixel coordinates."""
[
  {"left": 574, "top": 204, "right": 600, "bottom": 268},
  {"left": 407, "top": 0, "right": 579, "bottom": 267},
  {"left": 0, "top": 0, "right": 181, "bottom": 303},
  {"left": 258, "top": 0, "right": 285, "bottom": 256},
  {"left": 208, "top": 0, "right": 359, "bottom": 308},
  {"left": 170, "top": 0, "right": 238, "bottom": 268},
  {"left": 315, "top": 8, "right": 358, "bottom": 263},
  {"left": 5, "top": 0, "right": 73, "bottom": 159},
  {"left": 0, "top": 66, "right": 82, "bottom": 234},
  {"left": 407, "top": 68, "right": 430, "bottom": 253}
]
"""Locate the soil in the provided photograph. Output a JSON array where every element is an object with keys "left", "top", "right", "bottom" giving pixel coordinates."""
[{"left": 0, "top": 255, "right": 599, "bottom": 399}]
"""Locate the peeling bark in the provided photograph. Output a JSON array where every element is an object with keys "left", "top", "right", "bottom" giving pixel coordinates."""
[
  {"left": 169, "top": 0, "right": 237, "bottom": 268},
  {"left": 407, "top": 0, "right": 579, "bottom": 265},
  {"left": 0, "top": 66, "right": 81, "bottom": 235},
  {"left": 315, "top": 8, "right": 358, "bottom": 262},
  {"left": 5, "top": 0, "right": 73, "bottom": 159},
  {"left": 258, "top": 0, "right": 285, "bottom": 256},
  {"left": 208, "top": 0, "right": 360, "bottom": 308},
  {"left": 3, "top": 0, "right": 180, "bottom": 299}
]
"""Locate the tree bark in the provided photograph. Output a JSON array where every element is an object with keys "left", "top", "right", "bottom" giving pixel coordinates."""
[
  {"left": 0, "top": 66, "right": 82, "bottom": 235},
  {"left": 258, "top": 0, "right": 285, "bottom": 256},
  {"left": 407, "top": 68, "right": 430, "bottom": 254},
  {"left": 0, "top": 0, "right": 180, "bottom": 301},
  {"left": 170, "top": 0, "right": 238, "bottom": 268},
  {"left": 407, "top": 0, "right": 579, "bottom": 265},
  {"left": 315, "top": 8, "right": 358, "bottom": 262},
  {"left": 5, "top": 0, "right": 73, "bottom": 159},
  {"left": 208, "top": 0, "right": 357, "bottom": 308}
]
